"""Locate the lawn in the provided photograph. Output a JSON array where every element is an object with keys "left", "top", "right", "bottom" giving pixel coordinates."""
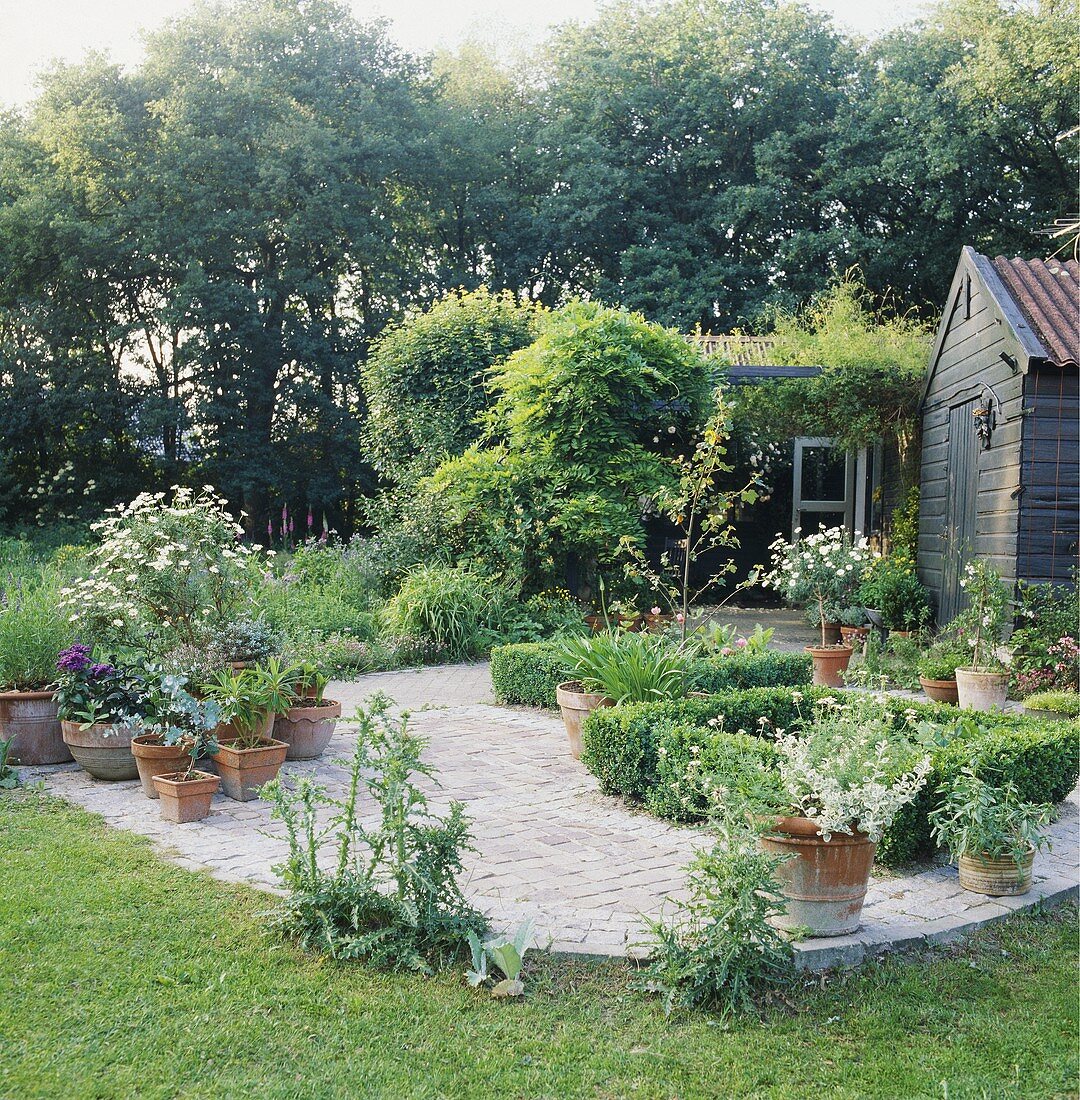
[{"left": 2, "top": 793, "right": 1076, "bottom": 1100}]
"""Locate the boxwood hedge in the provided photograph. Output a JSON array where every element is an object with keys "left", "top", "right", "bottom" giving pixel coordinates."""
[{"left": 489, "top": 642, "right": 566, "bottom": 708}]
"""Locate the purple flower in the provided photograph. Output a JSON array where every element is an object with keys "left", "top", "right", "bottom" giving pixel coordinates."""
[
  {"left": 89, "top": 663, "right": 115, "bottom": 679},
  {"left": 57, "top": 644, "right": 92, "bottom": 673}
]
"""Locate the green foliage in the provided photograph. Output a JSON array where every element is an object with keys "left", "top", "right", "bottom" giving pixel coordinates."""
[
  {"left": 490, "top": 642, "right": 573, "bottom": 709},
  {"left": 685, "top": 651, "right": 813, "bottom": 692},
  {"left": 558, "top": 632, "right": 693, "bottom": 704},
  {"left": 466, "top": 920, "right": 535, "bottom": 998},
  {"left": 1024, "top": 691, "right": 1080, "bottom": 717},
  {"left": 1011, "top": 581, "right": 1080, "bottom": 696},
  {"left": 264, "top": 695, "right": 486, "bottom": 973},
  {"left": 0, "top": 566, "right": 74, "bottom": 691},
  {"left": 385, "top": 565, "right": 497, "bottom": 661},
  {"left": 843, "top": 632, "right": 924, "bottom": 692},
  {"left": 916, "top": 646, "right": 966, "bottom": 683},
  {"left": 857, "top": 555, "right": 931, "bottom": 631},
  {"left": 636, "top": 817, "right": 793, "bottom": 1018}
]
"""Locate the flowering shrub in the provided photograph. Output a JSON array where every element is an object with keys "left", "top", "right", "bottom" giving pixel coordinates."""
[
  {"left": 955, "top": 558, "right": 1010, "bottom": 671},
  {"left": 60, "top": 487, "right": 259, "bottom": 655},
  {"left": 763, "top": 526, "right": 876, "bottom": 646},
  {"left": 770, "top": 699, "right": 931, "bottom": 842},
  {"left": 53, "top": 644, "right": 146, "bottom": 727},
  {"left": 1010, "top": 581, "right": 1079, "bottom": 695}
]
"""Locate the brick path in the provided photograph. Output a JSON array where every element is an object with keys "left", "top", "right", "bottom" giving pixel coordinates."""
[{"left": 30, "top": 663, "right": 1079, "bottom": 968}]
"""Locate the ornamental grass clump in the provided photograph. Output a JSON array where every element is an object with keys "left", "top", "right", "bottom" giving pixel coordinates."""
[
  {"left": 559, "top": 631, "right": 692, "bottom": 703},
  {"left": 0, "top": 567, "right": 73, "bottom": 691}
]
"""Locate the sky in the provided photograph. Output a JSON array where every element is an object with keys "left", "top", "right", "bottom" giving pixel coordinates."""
[{"left": 0, "top": 0, "right": 929, "bottom": 108}]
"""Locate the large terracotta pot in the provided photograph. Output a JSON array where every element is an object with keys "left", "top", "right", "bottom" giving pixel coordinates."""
[
  {"left": 153, "top": 770, "right": 220, "bottom": 823},
  {"left": 210, "top": 737, "right": 288, "bottom": 801},
  {"left": 0, "top": 690, "right": 71, "bottom": 765},
  {"left": 61, "top": 720, "right": 138, "bottom": 781},
  {"left": 919, "top": 676, "right": 960, "bottom": 706},
  {"left": 131, "top": 735, "right": 192, "bottom": 799},
  {"left": 759, "top": 816, "right": 876, "bottom": 937},
  {"left": 273, "top": 700, "right": 341, "bottom": 760},
  {"left": 955, "top": 668, "right": 1009, "bottom": 712},
  {"left": 804, "top": 645, "right": 854, "bottom": 688},
  {"left": 555, "top": 681, "right": 613, "bottom": 759},
  {"left": 958, "top": 848, "right": 1033, "bottom": 896}
]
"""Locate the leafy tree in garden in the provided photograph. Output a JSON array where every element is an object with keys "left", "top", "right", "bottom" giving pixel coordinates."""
[
  {"left": 362, "top": 288, "right": 542, "bottom": 486},
  {"left": 421, "top": 302, "right": 712, "bottom": 597}
]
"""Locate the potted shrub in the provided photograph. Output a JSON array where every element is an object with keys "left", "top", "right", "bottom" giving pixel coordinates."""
[
  {"left": 916, "top": 647, "right": 965, "bottom": 705},
  {"left": 1022, "top": 690, "right": 1080, "bottom": 721},
  {"left": 764, "top": 527, "right": 876, "bottom": 687},
  {"left": 929, "top": 769, "right": 1053, "bottom": 896},
  {"left": 752, "top": 699, "right": 931, "bottom": 936},
  {"left": 214, "top": 616, "right": 280, "bottom": 670},
  {"left": 54, "top": 646, "right": 146, "bottom": 780},
  {"left": 556, "top": 633, "right": 691, "bottom": 758},
  {"left": 0, "top": 570, "right": 73, "bottom": 765},
  {"left": 954, "top": 560, "right": 1011, "bottom": 711},
  {"left": 202, "top": 667, "right": 289, "bottom": 801},
  {"left": 272, "top": 664, "right": 342, "bottom": 761},
  {"left": 151, "top": 701, "right": 222, "bottom": 824},
  {"left": 838, "top": 605, "right": 869, "bottom": 649}
]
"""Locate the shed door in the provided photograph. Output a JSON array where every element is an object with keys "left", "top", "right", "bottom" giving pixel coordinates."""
[{"left": 940, "top": 399, "right": 979, "bottom": 622}]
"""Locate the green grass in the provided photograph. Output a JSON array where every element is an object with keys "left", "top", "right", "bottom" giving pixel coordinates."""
[{"left": 2, "top": 793, "right": 1076, "bottom": 1100}]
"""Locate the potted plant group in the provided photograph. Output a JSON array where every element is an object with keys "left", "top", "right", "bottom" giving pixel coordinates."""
[
  {"left": 272, "top": 662, "right": 342, "bottom": 761},
  {"left": 201, "top": 667, "right": 289, "bottom": 800},
  {"left": 0, "top": 571, "right": 73, "bottom": 765},
  {"left": 929, "top": 769, "right": 1053, "bottom": 896},
  {"left": 764, "top": 527, "right": 875, "bottom": 687},
  {"left": 916, "top": 646, "right": 965, "bottom": 705},
  {"left": 147, "top": 687, "right": 222, "bottom": 823},
  {"left": 54, "top": 645, "right": 147, "bottom": 781},
  {"left": 752, "top": 699, "right": 931, "bottom": 936},
  {"left": 954, "top": 559, "right": 1011, "bottom": 711}
]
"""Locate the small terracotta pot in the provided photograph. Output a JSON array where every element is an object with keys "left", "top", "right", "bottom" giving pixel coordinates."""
[
  {"left": 759, "top": 815, "right": 876, "bottom": 937},
  {"left": 839, "top": 625, "right": 869, "bottom": 646},
  {"left": 958, "top": 848, "right": 1033, "bottom": 896},
  {"left": 804, "top": 645, "right": 854, "bottom": 688},
  {"left": 0, "top": 690, "right": 71, "bottom": 765},
  {"left": 210, "top": 737, "right": 288, "bottom": 801},
  {"left": 153, "top": 770, "right": 220, "bottom": 823},
  {"left": 61, "top": 720, "right": 138, "bottom": 781},
  {"left": 645, "top": 613, "right": 673, "bottom": 634},
  {"left": 890, "top": 630, "right": 914, "bottom": 640},
  {"left": 131, "top": 735, "right": 192, "bottom": 799},
  {"left": 273, "top": 700, "right": 341, "bottom": 760},
  {"left": 583, "top": 613, "right": 608, "bottom": 634},
  {"left": 919, "top": 676, "right": 960, "bottom": 706},
  {"left": 955, "top": 668, "right": 1009, "bottom": 712},
  {"left": 555, "top": 681, "right": 613, "bottom": 759}
]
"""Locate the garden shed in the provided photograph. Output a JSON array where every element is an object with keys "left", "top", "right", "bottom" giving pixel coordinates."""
[{"left": 917, "top": 247, "right": 1079, "bottom": 623}]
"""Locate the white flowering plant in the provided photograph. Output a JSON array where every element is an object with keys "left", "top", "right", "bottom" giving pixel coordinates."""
[
  {"left": 955, "top": 558, "right": 1011, "bottom": 672},
  {"left": 60, "top": 487, "right": 260, "bottom": 656},
  {"left": 763, "top": 526, "right": 877, "bottom": 647},
  {"left": 766, "top": 698, "right": 931, "bottom": 842}
]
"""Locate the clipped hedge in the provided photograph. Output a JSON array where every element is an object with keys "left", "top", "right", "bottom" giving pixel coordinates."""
[
  {"left": 489, "top": 642, "right": 565, "bottom": 708},
  {"left": 489, "top": 642, "right": 812, "bottom": 710}
]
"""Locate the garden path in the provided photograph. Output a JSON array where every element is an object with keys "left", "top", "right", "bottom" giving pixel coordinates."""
[{"left": 31, "top": 668, "right": 1078, "bottom": 969}]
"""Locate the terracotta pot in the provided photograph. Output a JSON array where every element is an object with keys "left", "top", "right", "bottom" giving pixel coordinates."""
[
  {"left": 583, "top": 613, "right": 608, "bottom": 634},
  {"left": 645, "top": 613, "right": 673, "bottom": 634},
  {"left": 131, "top": 735, "right": 192, "bottom": 799},
  {"left": 889, "top": 629, "right": 914, "bottom": 640},
  {"left": 804, "top": 645, "right": 854, "bottom": 688},
  {"left": 820, "top": 621, "right": 842, "bottom": 646},
  {"left": 619, "top": 614, "right": 645, "bottom": 633},
  {"left": 958, "top": 848, "right": 1033, "bottom": 896},
  {"left": 955, "top": 668, "right": 1009, "bottom": 712},
  {"left": 153, "top": 770, "right": 220, "bottom": 823},
  {"left": 273, "top": 700, "right": 341, "bottom": 760},
  {"left": 210, "top": 737, "right": 288, "bottom": 801},
  {"left": 60, "top": 720, "right": 138, "bottom": 781},
  {"left": 759, "top": 815, "right": 876, "bottom": 937},
  {"left": 0, "top": 690, "right": 71, "bottom": 765},
  {"left": 919, "top": 676, "right": 960, "bottom": 706},
  {"left": 839, "top": 625, "right": 869, "bottom": 645},
  {"left": 555, "top": 681, "right": 613, "bottom": 759}
]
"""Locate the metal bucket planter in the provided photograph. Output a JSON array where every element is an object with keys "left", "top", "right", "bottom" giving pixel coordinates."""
[
  {"left": 555, "top": 681, "right": 613, "bottom": 759},
  {"left": 955, "top": 668, "right": 1008, "bottom": 712},
  {"left": 804, "top": 645, "right": 854, "bottom": 688},
  {"left": 759, "top": 816, "right": 876, "bottom": 937},
  {"left": 0, "top": 690, "right": 71, "bottom": 765},
  {"left": 958, "top": 848, "right": 1033, "bottom": 896},
  {"left": 273, "top": 700, "right": 341, "bottom": 761},
  {"left": 919, "top": 676, "right": 960, "bottom": 706},
  {"left": 153, "top": 770, "right": 220, "bottom": 823},
  {"left": 61, "top": 720, "right": 138, "bottom": 781},
  {"left": 131, "top": 735, "right": 192, "bottom": 799},
  {"left": 210, "top": 738, "right": 288, "bottom": 801}
]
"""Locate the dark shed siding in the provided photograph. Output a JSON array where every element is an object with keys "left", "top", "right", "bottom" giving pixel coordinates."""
[{"left": 1017, "top": 365, "right": 1080, "bottom": 584}]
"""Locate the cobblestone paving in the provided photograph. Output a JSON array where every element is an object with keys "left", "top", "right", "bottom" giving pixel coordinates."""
[{"left": 30, "top": 663, "right": 1079, "bottom": 968}]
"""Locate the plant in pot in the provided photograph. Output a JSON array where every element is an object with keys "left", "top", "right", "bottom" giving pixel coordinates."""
[
  {"left": 861, "top": 556, "right": 931, "bottom": 636},
  {"left": 201, "top": 667, "right": 289, "bottom": 801},
  {"left": 272, "top": 661, "right": 342, "bottom": 761},
  {"left": 916, "top": 646, "right": 966, "bottom": 705},
  {"left": 146, "top": 690, "right": 222, "bottom": 823},
  {"left": 954, "top": 559, "right": 1011, "bottom": 711},
  {"left": 1021, "top": 690, "right": 1080, "bottom": 721},
  {"left": 837, "top": 605, "right": 869, "bottom": 649},
  {"left": 0, "top": 569, "right": 74, "bottom": 765},
  {"left": 54, "top": 645, "right": 147, "bottom": 781},
  {"left": 214, "top": 616, "right": 280, "bottom": 670},
  {"left": 929, "top": 769, "right": 1053, "bottom": 896},
  {"left": 748, "top": 699, "right": 931, "bottom": 937},
  {"left": 764, "top": 526, "right": 875, "bottom": 687},
  {"left": 556, "top": 632, "right": 692, "bottom": 758}
]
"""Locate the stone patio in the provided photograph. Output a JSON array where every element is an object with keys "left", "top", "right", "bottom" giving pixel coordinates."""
[{"left": 28, "top": 663, "right": 1079, "bottom": 970}]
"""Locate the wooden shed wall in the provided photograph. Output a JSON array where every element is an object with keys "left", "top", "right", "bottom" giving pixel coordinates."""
[
  {"left": 1017, "top": 365, "right": 1080, "bottom": 585},
  {"left": 918, "top": 273, "right": 1024, "bottom": 622}
]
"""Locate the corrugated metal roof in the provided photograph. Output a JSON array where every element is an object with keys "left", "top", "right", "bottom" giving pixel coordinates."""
[{"left": 991, "top": 255, "right": 1079, "bottom": 368}]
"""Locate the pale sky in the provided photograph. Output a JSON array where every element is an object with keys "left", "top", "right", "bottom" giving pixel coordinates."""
[{"left": 0, "top": 0, "right": 928, "bottom": 108}]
